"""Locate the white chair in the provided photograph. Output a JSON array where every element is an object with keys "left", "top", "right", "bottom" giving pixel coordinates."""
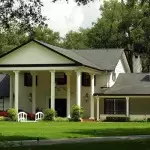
[
  {"left": 35, "top": 112, "right": 44, "bottom": 121},
  {"left": 18, "top": 112, "right": 27, "bottom": 122}
]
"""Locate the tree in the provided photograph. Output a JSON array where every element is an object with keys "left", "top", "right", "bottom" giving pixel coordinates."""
[
  {"left": 0, "top": 0, "right": 46, "bottom": 35},
  {"left": 53, "top": 0, "right": 94, "bottom": 5},
  {"left": 63, "top": 29, "right": 88, "bottom": 49},
  {"left": 0, "top": 25, "right": 28, "bottom": 54},
  {"left": 34, "top": 26, "right": 61, "bottom": 46},
  {"left": 86, "top": 0, "right": 124, "bottom": 48}
]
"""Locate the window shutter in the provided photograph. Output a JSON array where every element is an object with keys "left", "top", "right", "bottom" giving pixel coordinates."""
[
  {"left": 24, "top": 73, "right": 38, "bottom": 87},
  {"left": 82, "top": 73, "right": 91, "bottom": 86}
]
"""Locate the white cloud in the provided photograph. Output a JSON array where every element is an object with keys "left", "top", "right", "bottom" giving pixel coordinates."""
[{"left": 42, "top": 0, "right": 100, "bottom": 37}]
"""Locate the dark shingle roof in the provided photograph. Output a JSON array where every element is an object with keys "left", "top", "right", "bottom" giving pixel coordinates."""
[
  {"left": 0, "top": 74, "right": 9, "bottom": 97},
  {"left": 34, "top": 40, "right": 124, "bottom": 71},
  {"left": 95, "top": 73, "right": 150, "bottom": 96},
  {"left": 74, "top": 49, "right": 124, "bottom": 70},
  {"left": 0, "top": 39, "right": 125, "bottom": 71}
]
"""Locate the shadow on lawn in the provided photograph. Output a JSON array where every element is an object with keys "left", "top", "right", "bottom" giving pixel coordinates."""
[
  {"left": 66, "top": 128, "right": 150, "bottom": 137},
  {"left": 0, "top": 135, "right": 46, "bottom": 141}
]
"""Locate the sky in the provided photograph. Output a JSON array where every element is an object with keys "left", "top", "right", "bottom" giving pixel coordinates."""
[{"left": 42, "top": 0, "right": 101, "bottom": 37}]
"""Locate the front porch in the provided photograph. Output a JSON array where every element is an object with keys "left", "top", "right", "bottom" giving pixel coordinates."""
[{"left": 5, "top": 68, "right": 96, "bottom": 119}]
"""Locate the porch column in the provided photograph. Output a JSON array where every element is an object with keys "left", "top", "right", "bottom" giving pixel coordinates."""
[
  {"left": 96, "top": 96, "right": 100, "bottom": 121},
  {"left": 90, "top": 73, "right": 95, "bottom": 119},
  {"left": 66, "top": 72, "right": 71, "bottom": 118},
  {"left": 31, "top": 72, "right": 36, "bottom": 114},
  {"left": 50, "top": 70, "right": 55, "bottom": 109},
  {"left": 14, "top": 71, "right": 20, "bottom": 113},
  {"left": 76, "top": 70, "right": 81, "bottom": 107},
  {"left": 9, "top": 73, "right": 14, "bottom": 108},
  {"left": 126, "top": 97, "right": 129, "bottom": 117}
]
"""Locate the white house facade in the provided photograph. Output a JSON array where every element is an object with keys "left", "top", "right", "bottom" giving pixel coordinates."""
[
  {"left": 0, "top": 39, "right": 131, "bottom": 119},
  {"left": 0, "top": 39, "right": 148, "bottom": 121}
]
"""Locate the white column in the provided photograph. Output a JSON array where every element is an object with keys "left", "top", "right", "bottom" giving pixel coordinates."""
[
  {"left": 14, "top": 71, "right": 20, "bottom": 113},
  {"left": 126, "top": 97, "right": 129, "bottom": 117},
  {"left": 90, "top": 74, "right": 95, "bottom": 119},
  {"left": 9, "top": 73, "right": 13, "bottom": 108},
  {"left": 66, "top": 72, "right": 71, "bottom": 118},
  {"left": 96, "top": 96, "right": 100, "bottom": 121},
  {"left": 50, "top": 70, "right": 55, "bottom": 109},
  {"left": 76, "top": 71, "right": 81, "bottom": 107},
  {"left": 31, "top": 72, "right": 36, "bottom": 114}
]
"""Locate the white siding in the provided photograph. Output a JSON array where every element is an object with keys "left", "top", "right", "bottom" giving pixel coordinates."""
[
  {"left": 0, "top": 42, "right": 74, "bottom": 65},
  {"left": 109, "top": 59, "right": 125, "bottom": 87}
]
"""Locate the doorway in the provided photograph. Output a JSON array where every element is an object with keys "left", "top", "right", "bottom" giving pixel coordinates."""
[{"left": 48, "top": 99, "right": 67, "bottom": 117}]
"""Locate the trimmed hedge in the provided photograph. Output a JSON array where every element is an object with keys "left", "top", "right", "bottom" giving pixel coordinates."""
[
  {"left": 105, "top": 116, "right": 130, "bottom": 122},
  {"left": 44, "top": 108, "right": 56, "bottom": 121},
  {"left": 7, "top": 109, "right": 17, "bottom": 121},
  {"left": 71, "top": 105, "right": 84, "bottom": 122},
  {"left": 54, "top": 117, "right": 69, "bottom": 122}
]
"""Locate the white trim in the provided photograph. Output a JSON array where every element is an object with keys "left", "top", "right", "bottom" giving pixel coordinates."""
[
  {"left": 14, "top": 71, "right": 20, "bottom": 113},
  {"left": 0, "top": 66, "right": 78, "bottom": 71},
  {"left": 76, "top": 71, "right": 81, "bottom": 107},
  {"left": 126, "top": 97, "right": 129, "bottom": 117},
  {"left": 90, "top": 74, "right": 95, "bottom": 119},
  {"left": 50, "top": 70, "right": 55, "bottom": 109}
]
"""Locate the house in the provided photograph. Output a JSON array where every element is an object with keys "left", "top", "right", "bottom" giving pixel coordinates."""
[{"left": 0, "top": 39, "right": 143, "bottom": 119}]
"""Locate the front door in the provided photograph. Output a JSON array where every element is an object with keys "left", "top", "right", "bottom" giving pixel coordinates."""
[{"left": 48, "top": 99, "right": 67, "bottom": 117}]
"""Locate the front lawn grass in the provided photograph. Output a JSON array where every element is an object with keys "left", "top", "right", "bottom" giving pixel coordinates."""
[
  {"left": 2, "top": 140, "right": 150, "bottom": 150},
  {"left": 0, "top": 121, "right": 150, "bottom": 141}
]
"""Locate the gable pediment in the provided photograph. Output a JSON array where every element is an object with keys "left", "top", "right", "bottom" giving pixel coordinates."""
[{"left": 0, "top": 41, "right": 75, "bottom": 65}]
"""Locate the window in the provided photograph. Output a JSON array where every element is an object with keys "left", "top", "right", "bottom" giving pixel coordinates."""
[
  {"left": 112, "top": 71, "right": 116, "bottom": 81},
  {"left": 82, "top": 73, "right": 96, "bottom": 86},
  {"left": 55, "top": 72, "right": 66, "bottom": 85},
  {"left": 24, "top": 73, "right": 38, "bottom": 87},
  {"left": 104, "top": 98, "right": 126, "bottom": 114},
  {"left": 82, "top": 73, "right": 90, "bottom": 86}
]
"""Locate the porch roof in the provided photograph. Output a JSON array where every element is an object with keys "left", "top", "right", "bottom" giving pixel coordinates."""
[
  {"left": 94, "top": 73, "right": 150, "bottom": 97},
  {"left": 0, "top": 39, "right": 124, "bottom": 71}
]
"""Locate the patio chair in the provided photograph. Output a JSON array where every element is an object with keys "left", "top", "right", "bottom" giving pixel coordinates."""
[
  {"left": 18, "top": 112, "right": 27, "bottom": 122},
  {"left": 35, "top": 112, "right": 44, "bottom": 121}
]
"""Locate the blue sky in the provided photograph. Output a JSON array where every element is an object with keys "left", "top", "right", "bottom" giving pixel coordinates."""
[{"left": 42, "top": 0, "right": 101, "bottom": 37}]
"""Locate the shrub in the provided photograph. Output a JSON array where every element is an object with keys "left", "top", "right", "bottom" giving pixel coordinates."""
[
  {"left": 44, "top": 108, "right": 56, "bottom": 121},
  {"left": 71, "top": 105, "right": 84, "bottom": 122},
  {"left": 147, "top": 118, "right": 150, "bottom": 122},
  {"left": 54, "top": 117, "right": 69, "bottom": 122},
  {"left": 105, "top": 116, "right": 130, "bottom": 122},
  {"left": 7, "top": 109, "right": 17, "bottom": 121}
]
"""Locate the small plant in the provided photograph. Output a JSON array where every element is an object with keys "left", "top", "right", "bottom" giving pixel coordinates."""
[
  {"left": 71, "top": 105, "right": 84, "bottom": 122},
  {"left": 43, "top": 108, "right": 56, "bottom": 121},
  {"left": 54, "top": 117, "right": 69, "bottom": 122},
  {"left": 105, "top": 116, "right": 130, "bottom": 122},
  {"left": 7, "top": 108, "right": 17, "bottom": 121}
]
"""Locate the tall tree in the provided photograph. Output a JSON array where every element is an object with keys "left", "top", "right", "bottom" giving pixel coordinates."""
[
  {"left": 63, "top": 29, "right": 88, "bottom": 49},
  {"left": 0, "top": 0, "right": 46, "bottom": 35},
  {"left": 34, "top": 26, "right": 61, "bottom": 46}
]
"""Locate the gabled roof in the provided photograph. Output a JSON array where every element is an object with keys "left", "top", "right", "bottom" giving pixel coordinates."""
[
  {"left": 0, "top": 39, "right": 125, "bottom": 71},
  {"left": 94, "top": 73, "right": 150, "bottom": 96}
]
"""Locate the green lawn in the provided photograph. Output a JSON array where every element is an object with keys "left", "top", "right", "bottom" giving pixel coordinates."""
[
  {"left": 2, "top": 140, "right": 150, "bottom": 150},
  {"left": 0, "top": 121, "right": 150, "bottom": 141}
]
